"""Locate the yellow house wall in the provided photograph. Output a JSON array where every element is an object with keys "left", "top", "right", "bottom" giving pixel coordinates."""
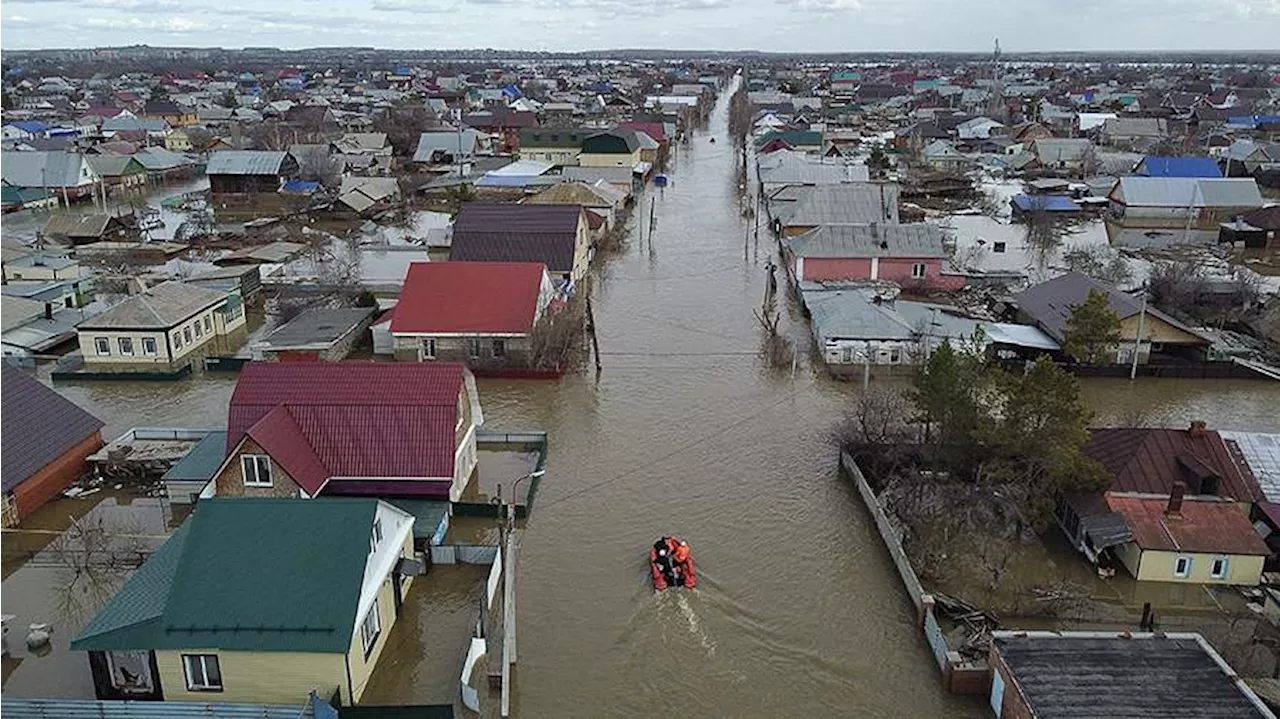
[
  {"left": 347, "top": 532, "right": 416, "bottom": 702},
  {"left": 520, "top": 147, "right": 580, "bottom": 166},
  {"left": 79, "top": 329, "right": 174, "bottom": 365},
  {"left": 1133, "top": 549, "right": 1264, "bottom": 585},
  {"left": 1119, "top": 314, "right": 1201, "bottom": 345},
  {"left": 579, "top": 149, "right": 641, "bottom": 168},
  {"left": 154, "top": 649, "right": 344, "bottom": 704}
]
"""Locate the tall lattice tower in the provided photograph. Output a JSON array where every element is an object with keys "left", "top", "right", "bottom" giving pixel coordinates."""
[{"left": 986, "top": 38, "right": 1006, "bottom": 120}]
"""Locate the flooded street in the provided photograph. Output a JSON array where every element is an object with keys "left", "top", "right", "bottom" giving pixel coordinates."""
[{"left": 7, "top": 78, "right": 1278, "bottom": 714}]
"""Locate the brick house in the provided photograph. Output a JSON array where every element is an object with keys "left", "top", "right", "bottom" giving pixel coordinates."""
[
  {"left": 1, "top": 366, "right": 104, "bottom": 526},
  {"left": 390, "top": 261, "right": 554, "bottom": 368}
]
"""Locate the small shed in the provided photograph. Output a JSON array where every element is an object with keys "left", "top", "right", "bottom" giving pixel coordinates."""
[
  {"left": 206, "top": 150, "right": 298, "bottom": 194},
  {"left": 252, "top": 307, "right": 376, "bottom": 362}
]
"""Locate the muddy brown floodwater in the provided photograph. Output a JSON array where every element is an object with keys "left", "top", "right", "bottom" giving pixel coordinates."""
[{"left": 15, "top": 77, "right": 1279, "bottom": 715}]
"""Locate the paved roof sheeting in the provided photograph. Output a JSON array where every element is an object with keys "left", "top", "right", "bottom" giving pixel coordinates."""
[
  {"left": 1112, "top": 177, "right": 1263, "bottom": 208},
  {"left": 780, "top": 183, "right": 900, "bottom": 227},
  {"left": 78, "top": 281, "right": 227, "bottom": 330},
  {"left": 205, "top": 150, "right": 288, "bottom": 176},
  {"left": 71, "top": 498, "right": 380, "bottom": 653},
  {"left": 802, "top": 289, "right": 915, "bottom": 343},
  {"left": 994, "top": 633, "right": 1269, "bottom": 718},
  {"left": 1084, "top": 427, "right": 1262, "bottom": 501},
  {"left": 759, "top": 152, "right": 871, "bottom": 186},
  {"left": 786, "top": 223, "right": 946, "bottom": 259},
  {"left": 42, "top": 213, "right": 118, "bottom": 239},
  {"left": 1137, "top": 156, "right": 1223, "bottom": 178},
  {"left": 449, "top": 204, "right": 581, "bottom": 272},
  {"left": 1219, "top": 432, "right": 1280, "bottom": 502},
  {"left": 1, "top": 366, "right": 103, "bottom": 492},
  {"left": 227, "top": 362, "right": 466, "bottom": 484},
  {"left": 85, "top": 154, "right": 144, "bottom": 178},
  {"left": 133, "top": 147, "right": 193, "bottom": 171},
  {"left": 392, "top": 261, "right": 546, "bottom": 335},
  {"left": 260, "top": 308, "right": 374, "bottom": 350},
  {"left": 1106, "top": 493, "right": 1270, "bottom": 556}
]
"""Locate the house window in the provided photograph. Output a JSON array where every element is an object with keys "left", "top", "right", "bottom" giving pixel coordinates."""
[
  {"left": 1210, "top": 557, "right": 1229, "bottom": 579},
  {"left": 241, "top": 455, "right": 273, "bottom": 487},
  {"left": 360, "top": 602, "right": 381, "bottom": 658},
  {"left": 422, "top": 338, "right": 436, "bottom": 360},
  {"left": 492, "top": 339, "right": 506, "bottom": 358},
  {"left": 468, "top": 339, "right": 481, "bottom": 358},
  {"left": 888, "top": 348, "right": 902, "bottom": 364},
  {"left": 106, "top": 650, "right": 154, "bottom": 694},
  {"left": 193, "top": 320, "right": 202, "bottom": 338},
  {"left": 911, "top": 263, "right": 927, "bottom": 279},
  {"left": 94, "top": 337, "right": 111, "bottom": 355},
  {"left": 173, "top": 332, "right": 183, "bottom": 348},
  {"left": 1174, "top": 556, "right": 1193, "bottom": 578},
  {"left": 142, "top": 337, "right": 157, "bottom": 355},
  {"left": 204, "top": 316, "right": 212, "bottom": 333},
  {"left": 182, "top": 654, "right": 222, "bottom": 692},
  {"left": 118, "top": 338, "right": 134, "bottom": 355},
  {"left": 183, "top": 327, "right": 192, "bottom": 344}
]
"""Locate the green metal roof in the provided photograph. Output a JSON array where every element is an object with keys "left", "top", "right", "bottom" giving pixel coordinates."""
[
  {"left": 386, "top": 499, "right": 449, "bottom": 541},
  {"left": 161, "top": 431, "right": 228, "bottom": 482},
  {"left": 72, "top": 498, "right": 378, "bottom": 654},
  {"left": 754, "top": 130, "right": 823, "bottom": 148}
]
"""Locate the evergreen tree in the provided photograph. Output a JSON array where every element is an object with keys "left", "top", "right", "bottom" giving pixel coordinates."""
[{"left": 1061, "top": 288, "right": 1122, "bottom": 365}]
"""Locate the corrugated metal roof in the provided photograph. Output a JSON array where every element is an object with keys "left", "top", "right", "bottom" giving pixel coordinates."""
[
  {"left": 1107, "top": 493, "right": 1269, "bottom": 555},
  {"left": 802, "top": 289, "right": 915, "bottom": 343},
  {"left": 1112, "top": 177, "right": 1263, "bottom": 208},
  {"left": 1, "top": 366, "right": 103, "bottom": 491},
  {"left": 1, "top": 150, "right": 89, "bottom": 188},
  {"left": 78, "top": 281, "right": 227, "bottom": 330},
  {"left": 161, "top": 431, "right": 227, "bottom": 482},
  {"left": 1137, "top": 156, "right": 1223, "bottom": 178},
  {"left": 206, "top": 150, "right": 288, "bottom": 176},
  {"left": 1084, "top": 427, "right": 1262, "bottom": 501},
  {"left": 786, "top": 223, "right": 946, "bottom": 259},
  {"left": 1219, "top": 432, "right": 1280, "bottom": 503},
  {"left": 392, "top": 261, "right": 545, "bottom": 335},
  {"left": 780, "top": 183, "right": 900, "bottom": 227}
]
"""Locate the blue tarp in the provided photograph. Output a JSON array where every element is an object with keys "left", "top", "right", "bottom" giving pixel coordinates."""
[
  {"left": 6, "top": 120, "right": 48, "bottom": 134},
  {"left": 1228, "top": 115, "right": 1280, "bottom": 128},
  {"left": 1137, "top": 156, "right": 1222, "bottom": 178},
  {"left": 280, "top": 180, "right": 321, "bottom": 194},
  {"left": 1011, "top": 194, "right": 1080, "bottom": 212}
]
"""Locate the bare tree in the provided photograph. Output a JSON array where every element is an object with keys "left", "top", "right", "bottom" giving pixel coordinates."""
[
  {"left": 291, "top": 145, "right": 342, "bottom": 187},
  {"left": 49, "top": 515, "right": 151, "bottom": 625}
]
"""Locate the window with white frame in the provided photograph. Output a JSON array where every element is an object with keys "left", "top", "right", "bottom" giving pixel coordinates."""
[
  {"left": 118, "top": 337, "right": 134, "bottom": 355},
  {"left": 181, "top": 654, "right": 222, "bottom": 691},
  {"left": 1174, "top": 555, "right": 1192, "bottom": 578},
  {"left": 360, "top": 602, "right": 381, "bottom": 658},
  {"left": 142, "top": 337, "right": 158, "bottom": 355},
  {"left": 911, "top": 263, "right": 927, "bottom": 279},
  {"left": 94, "top": 337, "right": 111, "bottom": 355},
  {"left": 422, "top": 338, "right": 436, "bottom": 360},
  {"left": 1210, "top": 557, "right": 1229, "bottom": 579},
  {"left": 241, "top": 455, "right": 272, "bottom": 487}
]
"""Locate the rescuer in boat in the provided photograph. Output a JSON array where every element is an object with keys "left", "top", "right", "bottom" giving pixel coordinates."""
[
  {"left": 674, "top": 540, "right": 691, "bottom": 565},
  {"left": 654, "top": 539, "right": 678, "bottom": 586}
]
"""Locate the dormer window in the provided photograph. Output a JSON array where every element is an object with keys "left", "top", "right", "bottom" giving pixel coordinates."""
[{"left": 241, "top": 455, "right": 272, "bottom": 487}]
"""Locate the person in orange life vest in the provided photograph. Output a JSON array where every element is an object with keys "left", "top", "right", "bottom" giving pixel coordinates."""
[{"left": 674, "top": 540, "right": 690, "bottom": 565}]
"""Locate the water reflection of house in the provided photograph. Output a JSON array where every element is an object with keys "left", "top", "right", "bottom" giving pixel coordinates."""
[{"left": 70, "top": 497, "right": 420, "bottom": 705}]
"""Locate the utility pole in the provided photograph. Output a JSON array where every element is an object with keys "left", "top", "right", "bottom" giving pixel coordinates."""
[
  {"left": 1130, "top": 292, "right": 1147, "bottom": 381},
  {"left": 586, "top": 297, "right": 602, "bottom": 375}
]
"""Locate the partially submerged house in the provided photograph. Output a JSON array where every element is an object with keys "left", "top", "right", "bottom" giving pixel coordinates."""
[
  {"left": 773, "top": 183, "right": 900, "bottom": 236},
  {"left": 206, "top": 151, "right": 298, "bottom": 196},
  {"left": 783, "top": 223, "right": 961, "bottom": 291},
  {"left": 1, "top": 367, "right": 104, "bottom": 527},
  {"left": 1107, "top": 176, "right": 1264, "bottom": 239},
  {"left": 1011, "top": 272, "right": 1210, "bottom": 364},
  {"left": 212, "top": 362, "right": 483, "bottom": 502},
  {"left": 41, "top": 213, "right": 135, "bottom": 246},
  {"left": 251, "top": 307, "right": 376, "bottom": 362},
  {"left": 390, "top": 261, "right": 554, "bottom": 367},
  {"left": 75, "top": 281, "right": 246, "bottom": 373},
  {"left": 70, "top": 498, "right": 419, "bottom": 705}
]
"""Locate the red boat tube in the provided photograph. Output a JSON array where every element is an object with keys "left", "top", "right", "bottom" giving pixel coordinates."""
[{"left": 650, "top": 536, "right": 697, "bottom": 590}]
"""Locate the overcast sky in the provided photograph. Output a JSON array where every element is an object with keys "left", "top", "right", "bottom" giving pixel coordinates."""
[{"left": 2, "top": 0, "right": 1279, "bottom": 52}]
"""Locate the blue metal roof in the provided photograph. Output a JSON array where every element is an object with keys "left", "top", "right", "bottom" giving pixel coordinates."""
[
  {"left": 1011, "top": 194, "right": 1080, "bottom": 212},
  {"left": 1137, "top": 156, "right": 1222, "bottom": 178}
]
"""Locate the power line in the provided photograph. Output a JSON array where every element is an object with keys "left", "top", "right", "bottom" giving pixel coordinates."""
[{"left": 534, "top": 392, "right": 795, "bottom": 512}]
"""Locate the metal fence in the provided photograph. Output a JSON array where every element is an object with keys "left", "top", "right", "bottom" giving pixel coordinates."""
[
  {"left": 1, "top": 698, "right": 313, "bottom": 719},
  {"left": 430, "top": 544, "right": 499, "bottom": 565}
]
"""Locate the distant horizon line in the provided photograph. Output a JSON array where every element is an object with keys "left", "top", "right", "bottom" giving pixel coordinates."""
[{"left": 4, "top": 44, "right": 1280, "bottom": 56}]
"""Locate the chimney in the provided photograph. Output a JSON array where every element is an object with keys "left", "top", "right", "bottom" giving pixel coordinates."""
[
  {"left": 1188, "top": 420, "right": 1207, "bottom": 437},
  {"left": 1167, "top": 482, "right": 1185, "bottom": 516}
]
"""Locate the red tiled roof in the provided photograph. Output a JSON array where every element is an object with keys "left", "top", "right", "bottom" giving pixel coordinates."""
[
  {"left": 227, "top": 362, "right": 466, "bottom": 489},
  {"left": 1084, "top": 428, "right": 1262, "bottom": 502},
  {"left": 1105, "top": 493, "right": 1270, "bottom": 555},
  {"left": 390, "top": 262, "right": 546, "bottom": 335},
  {"left": 617, "top": 121, "right": 666, "bottom": 144}
]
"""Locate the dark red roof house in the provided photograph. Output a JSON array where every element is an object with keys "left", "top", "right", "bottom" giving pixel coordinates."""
[
  {"left": 390, "top": 262, "right": 553, "bottom": 368},
  {"left": 2, "top": 367, "right": 104, "bottom": 526},
  {"left": 1084, "top": 422, "right": 1262, "bottom": 501},
  {"left": 213, "top": 362, "right": 483, "bottom": 501}
]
